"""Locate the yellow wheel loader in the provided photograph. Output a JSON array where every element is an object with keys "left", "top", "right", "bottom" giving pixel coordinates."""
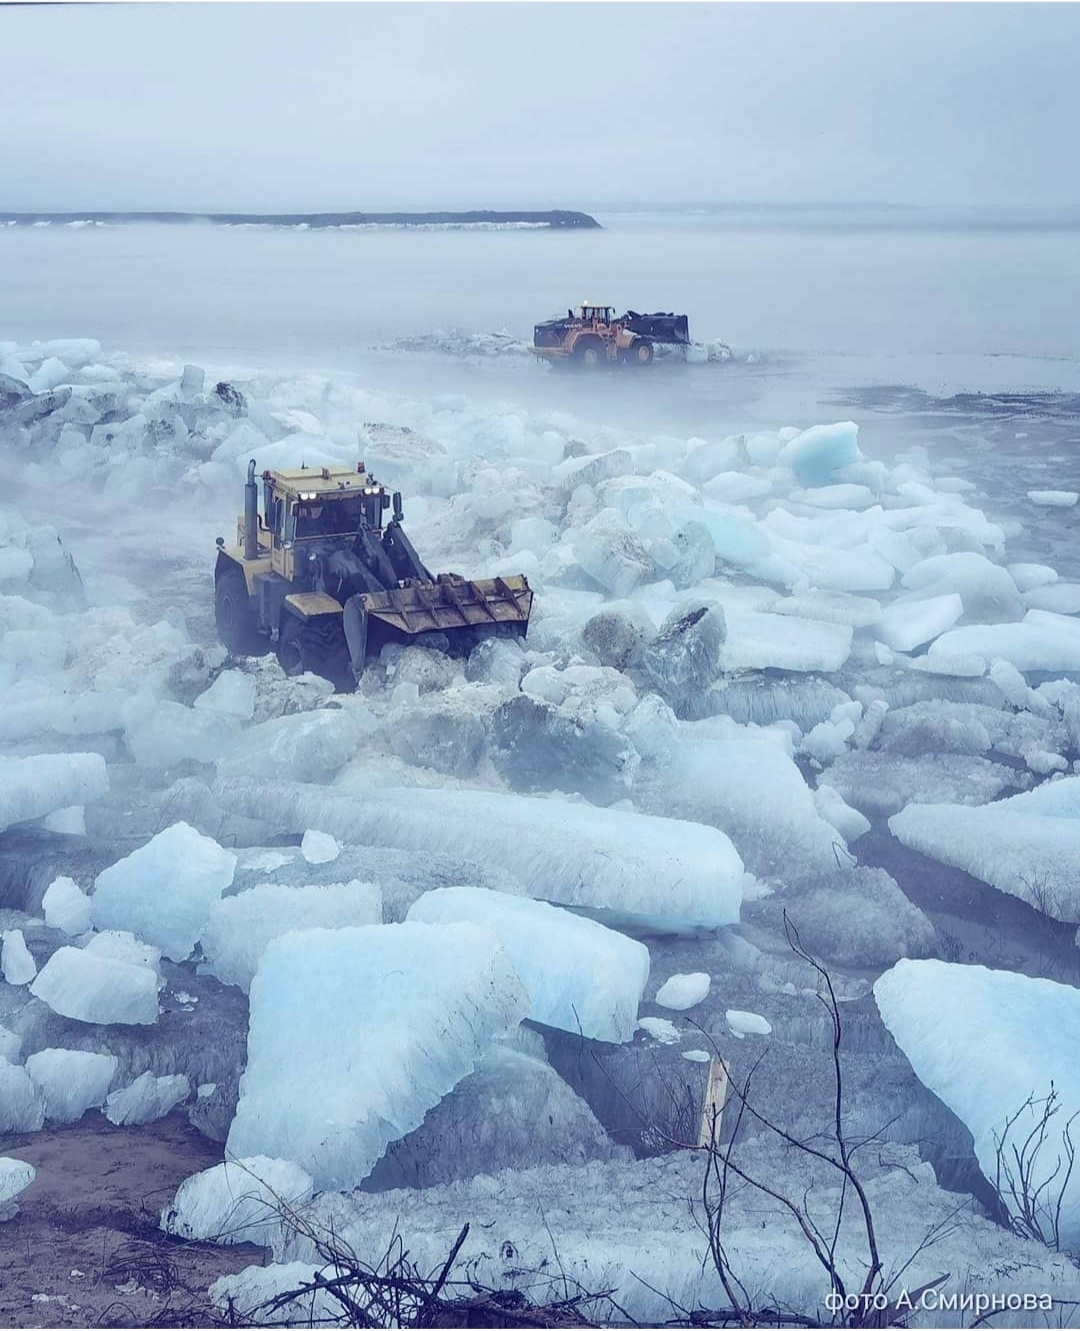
[
  {"left": 214, "top": 461, "right": 532, "bottom": 689},
  {"left": 531, "top": 304, "right": 690, "bottom": 367}
]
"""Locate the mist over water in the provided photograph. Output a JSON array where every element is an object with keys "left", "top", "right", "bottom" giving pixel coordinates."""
[{"left": 3, "top": 212, "right": 1078, "bottom": 371}]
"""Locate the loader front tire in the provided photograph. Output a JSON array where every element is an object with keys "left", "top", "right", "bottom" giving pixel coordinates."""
[
  {"left": 215, "top": 568, "right": 266, "bottom": 657},
  {"left": 574, "top": 337, "right": 604, "bottom": 368},
  {"left": 631, "top": 338, "right": 654, "bottom": 365},
  {"left": 277, "top": 611, "right": 354, "bottom": 692}
]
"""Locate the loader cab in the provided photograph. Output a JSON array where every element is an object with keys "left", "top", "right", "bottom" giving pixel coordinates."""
[{"left": 579, "top": 305, "right": 615, "bottom": 326}]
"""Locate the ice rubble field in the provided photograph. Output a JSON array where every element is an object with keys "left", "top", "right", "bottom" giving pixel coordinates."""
[{"left": 6, "top": 337, "right": 1080, "bottom": 1316}]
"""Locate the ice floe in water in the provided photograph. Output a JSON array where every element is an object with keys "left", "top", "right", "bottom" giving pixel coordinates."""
[{"left": 890, "top": 776, "right": 1080, "bottom": 922}]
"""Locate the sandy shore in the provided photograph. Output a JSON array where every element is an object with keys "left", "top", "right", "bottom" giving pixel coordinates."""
[{"left": 0, "top": 1113, "right": 265, "bottom": 1328}]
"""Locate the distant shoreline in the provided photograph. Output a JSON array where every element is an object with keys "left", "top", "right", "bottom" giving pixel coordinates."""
[{"left": 0, "top": 208, "right": 600, "bottom": 230}]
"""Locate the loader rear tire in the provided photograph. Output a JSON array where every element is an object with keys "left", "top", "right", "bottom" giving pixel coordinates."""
[
  {"left": 215, "top": 568, "right": 266, "bottom": 657},
  {"left": 277, "top": 612, "right": 354, "bottom": 692}
]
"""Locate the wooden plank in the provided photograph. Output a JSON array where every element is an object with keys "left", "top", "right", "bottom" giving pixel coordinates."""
[{"left": 698, "top": 1058, "right": 730, "bottom": 1149}]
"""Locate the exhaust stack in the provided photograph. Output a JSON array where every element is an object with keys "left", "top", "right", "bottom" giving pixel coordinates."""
[{"left": 244, "top": 459, "right": 259, "bottom": 560}]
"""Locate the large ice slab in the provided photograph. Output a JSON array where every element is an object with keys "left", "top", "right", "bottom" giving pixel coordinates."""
[
  {"left": 201, "top": 881, "right": 382, "bottom": 991},
  {"left": 214, "top": 783, "right": 745, "bottom": 931},
  {"left": 215, "top": 705, "right": 370, "bottom": 784},
  {"left": 875, "top": 593, "right": 963, "bottom": 652},
  {"left": 106, "top": 1071, "right": 190, "bottom": 1125},
  {"left": 0, "top": 753, "right": 108, "bottom": 831},
  {"left": 899, "top": 553, "right": 1023, "bottom": 625},
  {"left": 162, "top": 1157, "right": 313, "bottom": 1246},
  {"left": 875, "top": 960, "right": 1080, "bottom": 1248},
  {"left": 889, "top": 777, "right": 1080, "bottom": 921},
  {"left": 226, "top": 923, "right": 529, "bottom": 1190},
  {"left": 407, "top": 887, "right": 649, "bottom": 1042},
  {"left": 29, "top": 947, "right": 160, "bottom": 1025},
  {"left": 929, "top": 618, "right": 1080, "bottom": 674},
  {"left": 126, "top": 700, "right": 240, "bottom": 768},
  {"left": 91, "top": 822, "right": 237, "bottom": 960},
  {"left": 638, "top": 722, "right": 841, "bottom": 883},
  {"left": 25, "top": 1048, "right": 117, "bottom": 1123},
  {"left": 719, "top": 608, "right": 852, "bottom": 674}
]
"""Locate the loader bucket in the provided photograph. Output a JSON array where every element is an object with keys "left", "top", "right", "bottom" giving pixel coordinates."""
[
  {"left": 359, "top": 573, "right": 532, "bottom": 655},
  {"left": 622, "top": 312, "right": 691, "bottom": 345}
]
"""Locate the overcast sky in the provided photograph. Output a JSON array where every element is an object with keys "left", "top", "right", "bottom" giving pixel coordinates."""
[{"left": 3, "top": 2, "right": 1078, "bottom": 212}]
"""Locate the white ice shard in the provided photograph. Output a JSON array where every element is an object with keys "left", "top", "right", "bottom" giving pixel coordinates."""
[
  {"left": 194, "top": 670, "right": 256, "bottom": 721},
  {"left": 0, "top": 752, "right": 108, "bottom": 831},
  {"left": 812, "top": 783, "right": 870, "bottom": 843},
  {"left": 226, "top": 923, "right": 528, "bottom": 1190},
  {"left": 654, "top": 973, "right": 711, "bottom": 1011},
  {"left": 161, "top": 1157, "right": 313, "bottom": 1245},
  {"left": 889, "top": 776, "right": 1080, "bottom": 922},
  {"left": 30, "top": 947, "right": 159, "bottom": 1025},
  {"left": 778, "top": 421, "right": 862, "bottom": 487},
  {"left": 91, "top": 822, "right": 237, "bottom": 961},
  {"left": 0, "top": 1158, "right": 35, "bottom": 1216},
  {"left": 42, "top": 876, "right": 92, "bottom": 935},
  {"left": 1, "top": 930, "right": 36, "bottom": 985},
  {"left": 82, "top": 930, "right": 162, "bottom": 980},
  {"left": 407, "top": 887, "right": 649, "bottom": 1042},
  {"left": 300, "top": 829, "right": 339, "bottom": 864},
  {"left": 24, "top": 1048, "right": 117, "bottom": 1123},
  {"left": 875, "top": 960, "right": 1080, "bottom": 1247},
  {"left": 105, "top": 1071, "right": 190, "bottom": 1125},
  {"left": 214, "top": 783, "right": 745, "bottom": 931},
  {"left": 726, "top": 1010, "right": 772, "bottom": 1038},
  {"left": 875, "top": 593, "right": 963, "bottom": 652},
  {"left": 1028, "top": 490, "right": 1078, "bottom": 507},
  {"left": 201, "top": 881, "right": 382, "bottom": 991},
  {"left": 637, "top": 1017, "right": 681, "bottom": 1044}
]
